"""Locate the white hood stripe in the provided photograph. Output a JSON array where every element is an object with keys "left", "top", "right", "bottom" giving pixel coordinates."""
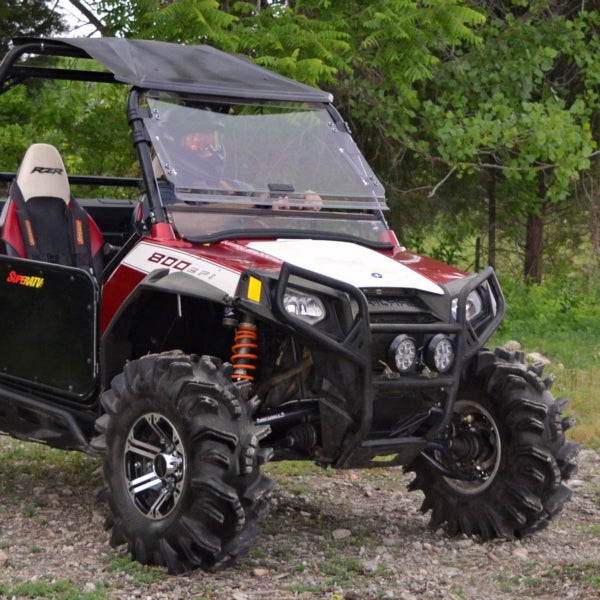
[{"left": 248, "top": 240, "right": 443, "bottom": 295}]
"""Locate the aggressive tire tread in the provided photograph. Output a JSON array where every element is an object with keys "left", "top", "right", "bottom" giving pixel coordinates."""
[
  {"left": 405, "top": 347, "right": 579, "bottom": 541},
  {"left": 92, "top": 351, "right": 272, "bottom": 574}
]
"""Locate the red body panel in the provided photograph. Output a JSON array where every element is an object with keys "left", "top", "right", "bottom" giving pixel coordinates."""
[
  {"left": 386, "top": 246, "right": 467, "bottom": 285},
  {"left": 100, "top": 234, "right": 467, "bottom": 335}
]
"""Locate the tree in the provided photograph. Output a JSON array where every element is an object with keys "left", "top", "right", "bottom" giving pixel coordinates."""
[
  {"left": 30, "top": 1, "right": 600, "bottom": 284},
  {"left": 0, "top": 0, "right": 66, "bottom": 54},
  {"left": 414, "top": 2, "right": 598, "bottom": 283}
]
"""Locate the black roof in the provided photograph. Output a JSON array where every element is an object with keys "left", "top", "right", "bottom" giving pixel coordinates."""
[{"left": 5, "top": 37, "right": 333, "bottom": 103}]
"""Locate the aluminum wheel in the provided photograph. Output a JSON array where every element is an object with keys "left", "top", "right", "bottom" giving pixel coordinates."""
[
  {"left": 442, "top": 399, "right": 501, "bottom": 495},
  {"left": 124, "top": 412, "right": 186, "bottom": 520}
]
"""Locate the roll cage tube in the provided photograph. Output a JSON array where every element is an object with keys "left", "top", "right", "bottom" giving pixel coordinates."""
[
  {"left": 0, "top": 39, "right": 118, "bottom": 96},
  {"left": 127, "top": 88, "right": 170, "bottom": 230}
]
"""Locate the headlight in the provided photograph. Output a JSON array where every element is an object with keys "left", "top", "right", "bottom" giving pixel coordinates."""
[
  {"left": 452, "top": 290, "right": 485, "bottom": 323},
  {"left": 283, "top": 289, "right": 326, "bottom": 324},
  {"left": 388, "top": 334, "right": 417, "bottom": 372},
  {"left": 426, "top": 334, "right": 455, "bottom": 373},
  {"left": 465, "top": 290, "right": 484, "bottom": 321}
]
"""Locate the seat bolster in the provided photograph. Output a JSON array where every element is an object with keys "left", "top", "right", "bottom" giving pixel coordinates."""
[
  {"left": 88, "top": 216, "right": 104, "bottom": 256},
  {"left": 0, "top": 201, "right": 26, "bottom": 258},
  {"left": 88, "top": 215, "right": 105, "bottom": 277}
]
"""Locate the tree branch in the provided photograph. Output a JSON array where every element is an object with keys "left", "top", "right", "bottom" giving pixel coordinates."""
[
  {"left": 428, "top": 166, "right": 457, "bottom": 197},
  {"left": 65, "top": 0, "right": 108, "bottom": 36}
]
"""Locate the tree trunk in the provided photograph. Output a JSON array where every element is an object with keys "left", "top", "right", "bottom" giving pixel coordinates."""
[
  {"left": 486, "top": 172, "right": 496, "bottom": 269},
  {"left": 524, "top": 175, "right": 549, "bottom": 285},
  {"left": 524, "top": 212, "right": 544, "bottom": 284}
]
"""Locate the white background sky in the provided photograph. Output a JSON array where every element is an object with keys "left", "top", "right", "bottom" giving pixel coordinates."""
[{"left": 55, "top": 0, "right": 98, "bottom": 36}]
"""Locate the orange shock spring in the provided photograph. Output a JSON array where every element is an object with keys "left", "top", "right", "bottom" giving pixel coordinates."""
[{"left": 231, "top": 320, "right": 258, "bottom": 382}]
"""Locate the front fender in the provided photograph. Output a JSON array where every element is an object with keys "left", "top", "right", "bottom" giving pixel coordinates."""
[{"left": 101, "top": 268, "right": 233, "bottom": 387}]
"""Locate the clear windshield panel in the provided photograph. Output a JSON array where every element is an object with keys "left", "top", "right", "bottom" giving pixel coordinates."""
[
  {"left": 144, "top": 98, "right": 386, "bottom": 210},
  {"left": 167, "top": 205, "right": 391, "bottom": 245}
]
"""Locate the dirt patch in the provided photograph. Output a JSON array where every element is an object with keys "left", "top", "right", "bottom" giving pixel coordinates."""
[{"left": 0, "top": 439, "right": 598, "bottom": 599}]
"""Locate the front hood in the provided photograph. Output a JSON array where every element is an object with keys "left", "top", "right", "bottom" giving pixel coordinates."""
[
  {"left": 119, "top": 239, "right": 445, "bottom": 299},
  {"left": 248, "top": 240, "right": 443, "bottom": 295}
]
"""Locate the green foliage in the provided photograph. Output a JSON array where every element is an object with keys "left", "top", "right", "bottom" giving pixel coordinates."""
[
  {"left": 492, "top": 273, "right": 600, "bottom": 369},
  {"left": 236, "top": 9, "right": 350, "bottom": 86},
  {"left": 0, "top": 0, "right": 66, "bottom": 54},
  {"left": 145, "top": 0, "right": 239, "bottom": 48},
  {"left": 418, "top": 8, "right": 597, "bottom": 203}
]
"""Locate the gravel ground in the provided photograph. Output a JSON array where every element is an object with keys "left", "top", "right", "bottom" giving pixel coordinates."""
[{"left": 0, "top": 440, "right": 598, "bottom": 600}]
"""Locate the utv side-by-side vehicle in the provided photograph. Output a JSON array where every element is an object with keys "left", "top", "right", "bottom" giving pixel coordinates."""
[{"left": 0, "top": 37, "right": 579, "bottom": 573}]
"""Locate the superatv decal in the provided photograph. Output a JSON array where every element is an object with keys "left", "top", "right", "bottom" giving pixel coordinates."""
[
  {"left": 6, "top": 270, "right": 45, "bottom": 288},
  {"left": 122, "top": 241, "right": 240, "bottom": 295}
]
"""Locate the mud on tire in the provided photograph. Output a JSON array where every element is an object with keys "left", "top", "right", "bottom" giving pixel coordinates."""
[
  {"left": 405, "top": 347, "right": 579, "bottom": 540},
  {"left": 92, "top": 351, "right": 273, "bottom": 574}
]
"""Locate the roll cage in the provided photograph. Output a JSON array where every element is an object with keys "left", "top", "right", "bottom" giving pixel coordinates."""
[{"left": 0, "top": 37, "right": 390, "bottom": 242}]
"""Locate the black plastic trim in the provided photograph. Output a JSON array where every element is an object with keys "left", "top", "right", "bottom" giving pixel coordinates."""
[{"left": 0, "top": 381, "right": 95, "bottom": 451}]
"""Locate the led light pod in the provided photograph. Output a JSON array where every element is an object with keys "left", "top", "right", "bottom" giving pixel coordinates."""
[
  {"left": 389, "top": 334, "right": 417, "bottom": 372},
  {"left": 427, "top": 334, "right": 455, "bottom": 373}
]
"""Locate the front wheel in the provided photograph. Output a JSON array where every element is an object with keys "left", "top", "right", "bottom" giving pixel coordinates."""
[
  {"left": 406, "top": 348, "right": 579, "bottom": 539},
  {"left": 92, "top": 352, "right": 273, "bottom": 573}
]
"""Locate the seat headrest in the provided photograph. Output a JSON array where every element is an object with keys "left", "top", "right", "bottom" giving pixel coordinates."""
[{"left": 16, "top": 143, "right": 71, "bottom": 205}]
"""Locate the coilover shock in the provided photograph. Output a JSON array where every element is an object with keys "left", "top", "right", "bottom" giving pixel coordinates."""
[{"left": 231, "top": 316, "right": 258, "bottom": 383}]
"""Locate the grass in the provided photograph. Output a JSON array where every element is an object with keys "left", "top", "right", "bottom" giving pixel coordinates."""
[
  {"left": 491, "top": 561, "right": 600, "bottom": 595},
  {"left": 550, "top": 367, "right": 600, "bottom": 447},
  {"left": 489, "top": 274, "right": 600, "bottom": 448},
  {"left": 319, "top": 552, "right": 366, "bottom": 588},
  {"left": 0, "top": 438, "right": 99, "bottom": 486},
  {"left": 0, "top": 579, "right": 108, "bottom": 599},
  {"left": 545, "top": 563, "right": 600, "bottom": 590},
  {"left": 104, "top": 553, "right": 167, "bottom": 586}
]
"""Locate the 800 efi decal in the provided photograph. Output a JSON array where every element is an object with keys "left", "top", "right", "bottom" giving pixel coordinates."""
[{"left": 122, "top": 241, "right": 240, "bottom": 295}]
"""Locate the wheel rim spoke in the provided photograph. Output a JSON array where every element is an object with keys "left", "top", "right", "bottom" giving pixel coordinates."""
[
  {"left": 148, "top": 486, "right": 175, "bottom": 519},
  {"left": 147, "top": 414, "right": 172, "bottom": 443},
  {"left": 129, "top": 471, "right": 163, "bottom": 495},
  {"left": 126, "top": 436, "right": 162, "bottom": 460}
]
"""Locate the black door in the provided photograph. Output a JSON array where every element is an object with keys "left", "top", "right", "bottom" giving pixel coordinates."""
[{"left": 0, "top": 255, "right": 98, "bottom": 400}]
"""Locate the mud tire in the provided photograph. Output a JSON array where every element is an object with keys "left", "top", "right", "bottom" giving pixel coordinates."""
[
  {"left": 405, "top": 347, "right": 579, "bottom": 539},
  {"left": 92, "top": 351, "right": 272, "bottom": 573}
]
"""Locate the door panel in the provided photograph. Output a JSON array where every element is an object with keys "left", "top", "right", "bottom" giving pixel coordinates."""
[{"left": 0, "top": 256, "right": 98, "bottom": 399}]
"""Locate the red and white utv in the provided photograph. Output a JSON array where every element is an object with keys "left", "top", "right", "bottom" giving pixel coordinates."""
[{"left": 0, "top": 37, "right": 578, "bottom": 573}]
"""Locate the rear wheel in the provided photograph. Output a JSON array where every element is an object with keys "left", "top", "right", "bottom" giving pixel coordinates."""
[
  {"left": 406, "top": 348, "right": 579, "bottom": 539},
  {"left": 93, "top": 351, "right": 272, "bottom": 573}
]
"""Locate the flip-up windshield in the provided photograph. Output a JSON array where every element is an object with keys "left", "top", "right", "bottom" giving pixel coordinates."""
[
  {"left": 145, "top": 98, "right": 385, "bottom": 205},
  {"left": 143, "top": 96, "right": 390, "bottom": 244}
]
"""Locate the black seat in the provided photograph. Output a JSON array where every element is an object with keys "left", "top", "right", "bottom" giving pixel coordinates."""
[{"left": 0, "top": 143, "right": 104, "bottom": 277}]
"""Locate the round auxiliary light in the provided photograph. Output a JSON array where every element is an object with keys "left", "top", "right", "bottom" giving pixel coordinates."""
[
  {"left": 427, "top": 334, "right": 455, "bottom": 373},
  {"left": 389, "top": 334, "right": 417, "bottom": 372}
]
